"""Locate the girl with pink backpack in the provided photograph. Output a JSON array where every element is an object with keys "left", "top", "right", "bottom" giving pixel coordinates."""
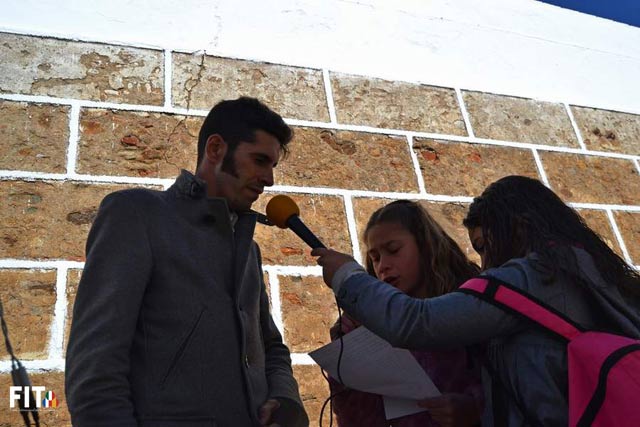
[{"left": 313, "top": 175, "right": 640, "bottom": 426}]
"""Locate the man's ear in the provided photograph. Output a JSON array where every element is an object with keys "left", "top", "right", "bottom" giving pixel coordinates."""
[{"left": 204, "top": 134, "right": 227, "bottom": 167}]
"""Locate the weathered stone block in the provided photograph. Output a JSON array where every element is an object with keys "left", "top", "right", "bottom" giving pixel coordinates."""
[
  {"left": 463, "top": 91, "right": 579, "bottom": 147},
  {"left": 78, "top": 109, "right": 202, "bottom": 177},
  {"left": 540, "top": 152, "right": 640, "bottom": 205},
  {"left": 172, "top": 53, "right": 329, "bottom": 121},
  {"left": 571, "top": 106, "right": 640, "bottom": 155},
  {"left": 413, "top": 139, "right": 540, "bottom": 196},
  {"left": 279, "top": 275, "right": 338, "bottom": 353},
  {"left": 0, "top": 269, "right": 56, "bottom": 360},
  {"left": 331, "top": 73, "right": 466, "bottom": 134},
  {"left": 0, "top": 180, "right": 149, "bottom": 260},
  {"left": 614, "top": 211, "right": 640, "bottom": 265},
  {"left": 0, "top": 32, "right": 163, "bottom": 105},
  {"left": 253, "top": 193, "right": 351, "bottom": 265},
  {"left": 293, "top": 364, "right": 331, "bottom": 427},
  {"left": 577, "top": 209, "right": 623, "bottom": 256},
  {"left": 277, "top": 127, "right": 419, "bottom": 192},
  {"left": 0, "top": 100, "right": 70, "bottom": 173}
]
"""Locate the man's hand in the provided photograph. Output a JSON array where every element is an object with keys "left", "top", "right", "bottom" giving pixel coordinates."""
[
  {"left": 418, "top": 393, "right": 481, "bottom": 427},
  {"left": 311, "top": 248, "right": 356, "bottom": 287},
  {"left": 258, "top": 399, "right": 281, "bottom": 426}
]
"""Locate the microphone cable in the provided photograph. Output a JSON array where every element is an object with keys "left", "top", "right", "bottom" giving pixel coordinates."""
[{"left": 318, "top": 296, "right": 347, "bottom": 427}]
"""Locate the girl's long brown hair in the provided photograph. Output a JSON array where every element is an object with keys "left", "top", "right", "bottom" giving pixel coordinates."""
[{"left": 364, "top": 200, "right": 479, "bottom": 298}]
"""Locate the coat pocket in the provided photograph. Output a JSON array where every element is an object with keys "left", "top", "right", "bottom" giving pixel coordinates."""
[{"left": 159, "top": 307, "right": 205, "bottom": 388}]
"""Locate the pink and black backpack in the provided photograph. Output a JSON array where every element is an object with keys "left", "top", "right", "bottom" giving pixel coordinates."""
[{"left": 459, "top": 276, "right": 640, "bottom": 427}]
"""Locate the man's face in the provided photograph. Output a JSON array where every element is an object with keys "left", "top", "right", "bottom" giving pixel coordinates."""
[{"left": 215, "top": 129, "right": 281, "bottom": 212}]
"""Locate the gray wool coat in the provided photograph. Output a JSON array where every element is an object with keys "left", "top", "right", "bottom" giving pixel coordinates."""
[{"left": 66, "top": 170, "right": 308, "bottom": 427}]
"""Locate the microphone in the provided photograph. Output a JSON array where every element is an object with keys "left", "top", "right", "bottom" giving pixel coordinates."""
[{"left": 265, "top": 195, "right": 326, "bottom": 249}]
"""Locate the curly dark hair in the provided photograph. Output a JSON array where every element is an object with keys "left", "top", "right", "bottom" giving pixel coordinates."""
[{"left": 463, "top": 175, "right": 640, "bottom": 296}]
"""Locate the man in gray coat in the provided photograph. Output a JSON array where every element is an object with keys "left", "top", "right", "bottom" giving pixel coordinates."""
[{"left": 66, "top": 97, "right": 309, "bottom": 427}]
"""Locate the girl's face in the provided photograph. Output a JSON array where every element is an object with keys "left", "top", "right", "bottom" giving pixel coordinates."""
[
  {"left": 366, "top": 222, "right": 426, "bottom": 297},
  {"left": 468, "top": 226, "right": 487, "bottom": 270}
]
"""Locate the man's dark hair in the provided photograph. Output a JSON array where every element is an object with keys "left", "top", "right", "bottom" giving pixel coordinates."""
[{"left": 196, "top": 97, "right": 292, "bottom": 167}]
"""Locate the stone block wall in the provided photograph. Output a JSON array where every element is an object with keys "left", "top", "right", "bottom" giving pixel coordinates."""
[{"left": 1, "top": 32, "right": 639, "bottom": 425}]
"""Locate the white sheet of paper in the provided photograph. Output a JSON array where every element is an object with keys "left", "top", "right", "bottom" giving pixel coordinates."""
[
  {"left": 309, "top": 326, "right": 440, "bottom": 419},
  {"left": 383, "top": 395, "right": 427, "bottom": 419}
]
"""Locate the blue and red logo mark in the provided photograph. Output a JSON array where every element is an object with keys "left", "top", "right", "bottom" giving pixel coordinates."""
[{"left": 9, "top": 387, "right": 60, "bottom": 410}]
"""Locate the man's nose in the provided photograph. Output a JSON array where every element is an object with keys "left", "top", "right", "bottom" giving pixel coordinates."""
[{"left": 261, "top": 167, "right": 274, "bottom": 187}]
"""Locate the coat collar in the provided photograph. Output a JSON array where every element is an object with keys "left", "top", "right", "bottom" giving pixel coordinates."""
[
  {"left": 167, "top": 169, "right": 258, "bottom": 234},
  {"left": 171, "top": 169, "right": 209, "bottom": 200}
]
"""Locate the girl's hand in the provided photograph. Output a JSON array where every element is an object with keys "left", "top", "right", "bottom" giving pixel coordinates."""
[
  {"left": 418, "top": 393, "right": 481, "bottom": 427},
  {"left": 311, "top": 248, "right": 356, "bottom": 287}
]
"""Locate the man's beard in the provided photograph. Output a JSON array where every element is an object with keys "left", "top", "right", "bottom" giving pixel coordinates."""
[{"left": 220, "top": 151, "right": 239, "bottom": 178}]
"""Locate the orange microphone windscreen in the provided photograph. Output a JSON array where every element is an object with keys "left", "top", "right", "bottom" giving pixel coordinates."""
[{"left": 265, "top": 195, "right": 300, "bottom": 229}]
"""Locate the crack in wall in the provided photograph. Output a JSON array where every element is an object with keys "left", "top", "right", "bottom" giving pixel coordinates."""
[{"left": 165, "top": 53, "right": 207, "bottom": 171}]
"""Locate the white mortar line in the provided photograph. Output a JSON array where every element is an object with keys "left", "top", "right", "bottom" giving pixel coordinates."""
[
  {"left": 267, "top": 185, "right": 470, "bottom": 203},
  {"left": 568, "top": 202, "right": 640, "bottom": 212},
  {"left": 2, "top": 169, "right": 638, "bottom": 212},
  {"left": 0, "top": 170, "right": 68, "bottom": 181},
  {"left": 407, "top": 135, "right": 427, "bottom": 195},
  {"left": 606, "top": 209, "right": 634, "bottom": 265},
  {"left": 168, "top": 107, "right": 209, "bottom": 116},
  {"left": 0, "top": 27, "right": 167, "bottom": 51},
  {"left": 531, "top": 148, "right": 551, "bottom": 187},
  {"left": 1, "top": 92, "right": 638, "bottom": 163},
  {"left": 266, "top": 186, "right": 640, "bottom": 211},
  {"left": 455, "top": 88, "right": 475, "bottom": 138},
  {"left": 66, "top": 174, "right": 173, "bottom": 186},
  {"left": 0, "top": 260, "right": 84, "bottom": 269},
  {"left": 47, "top": 267, "right": 68, "bottom": 360},
  {"left": 0, "top": 170, "right": 172, "bottom": 187},
  {"left": 164, "top": 49, "right": 173, "bottom": 109},
  {"left": 0, "top": 93, "right": 171, "bottom": 113},
  {"left": 322, "top": 69, "right": 338, "bottom": 124},
  {"left": 343, "top": 195, "right": 363, "bottom": 264},
  {"left": 564, "top": 103, "right": 588, "bottom": 151},
  {"left": 0, "top": 359, "right": 65, "bottom": 373},
  {"left": 291, "top": 353, "right": 316, "bottom": 365},
  {"left": 264, "top": 265, "right": 322, "bottom": 276},
  {"left": 0, "top": 93, "right": 74, "bottom": 105},
  {"left": 66, "top": 103, "right": 81, "bottom": 175},
  {"left": 463, "top": 137, "right": 640, "bottom": 161},
  {"left": 284, "top": 118, "right": 640, "bottom": 161},
  {"left": 263, "top": 267, "right": 285, "bottom": 337},
  {"left": 634, "top": 159, "right": 640, "bottom": 175}
]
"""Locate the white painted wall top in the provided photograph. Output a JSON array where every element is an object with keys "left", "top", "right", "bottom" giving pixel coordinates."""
[{"left": 3, "top": 0, "right": 640, "bottom": 114}]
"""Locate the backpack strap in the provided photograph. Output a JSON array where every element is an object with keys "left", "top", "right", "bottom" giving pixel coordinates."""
[{"left": 458, "top": 276, "right": 584, "bottom": 341}]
